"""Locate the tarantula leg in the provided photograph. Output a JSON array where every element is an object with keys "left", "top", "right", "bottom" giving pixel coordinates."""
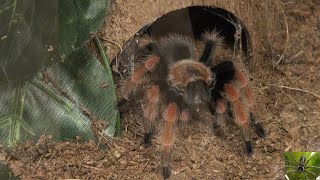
[
  {"left": 242, "top": 85, "right": 255, "bottom": 107},
  {"left": 200, "top": 30, "right": 224, "bottom": 65},
  {"left": 121, "top": 55, "right": 160, "bottom": 100},
  {"left": 115, "top": 98, "right": 128, "bottom": 118},
  {"left": 178, "top": 96, "right": 190, "bottom": 123},
  {"left": 143, "top": 85, "right": 160, "bottom": 147},
  {"left": 224, "top": 83, "right": 240, "bottom": 101},
  {"left": 240, "top": 125, "right": 253, "bottom": 155},
  {"left": 162, "top": 102, "right": 179, "bottom": 179},
  {"left": 234, "top": 69, "right": 248, "bottom": 88},
  {"left": 210, "top": 100, "right": 226, "bottom": 136},
  {"left": 225, "top": 102, "right": 236, "bottom": 125},
  {"left": 231, "top": 98, "right": 253, "bottom": 155},
  {"left": 249, "top": 113, "right": 266, "bottom": 138},
  {"left": 221, "top": 85, "right": 252, "bottom": 154},
  {"left": 234, "top": 69, "right": 266, "bottom": 139},
  {"left": 162, "top": 165, "right": 171, "bottom": 180},
  {"left": 209, "top": 89, "right": 225, "bottom": 135},
  {"left": 179, "top": 109, "right": 190, "bottom": 122},
  {"left": 143, "top": 132, "right": 153, "bottom": 147},
  {"left": 237, "top": 76, "right": 266, "bottom": 138}
]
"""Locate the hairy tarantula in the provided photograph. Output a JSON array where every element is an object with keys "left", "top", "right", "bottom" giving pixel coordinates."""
[{"left": 118, "top": 31, "right": 266, "bottom": 179}]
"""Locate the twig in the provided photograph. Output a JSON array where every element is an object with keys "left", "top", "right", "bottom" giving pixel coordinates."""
[
  {"left": 98, "top": 36, "right": 123, "bottom": 76},
  {"left": 98, "top": 131, "right": 125, "bottom": 150},
  {"left": 33, "top": 155, "right": 43, "bottom": 172},
  {"left": 96, "top": 136, "right": 102, "bottom": 149},
  {"left": 48, "top": 152, "right": 56, "bottom": 162},
  {"left": 128, "top": 127, "right": 143, "bottom": 137},
  {"left": 276, "top": 1, "right": 290, "bottom": 64},
  {"left": 267, "top": 84, "right": 320, "bottom": 99},
  {"left": 141, "top": 159, "right": 150, "bottom": 171},
  {"left": 81, "top": 164, "right": 105, "bottom": 171},
  {"left": 311, "top": 112, "right": 320, "bottom": 114},
  {"left": 173, "top": 167, "right": 188, "bottom": 175},
  {"left": 289, "top": 50, "right": 304, "bottom": 62},
  {"left": 99, "top": 37, "right": 123, "bottom": 53},
  {"left": 98, "top": 36, "right": 123, "bottom": 79},
  {"left": 306, "top": 122, "right": 320, "bottom": 127}
]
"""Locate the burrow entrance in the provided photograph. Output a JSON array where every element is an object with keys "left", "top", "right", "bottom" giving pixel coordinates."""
[{"left": 113, "top": 6, "right": 252, "bottom": 76}]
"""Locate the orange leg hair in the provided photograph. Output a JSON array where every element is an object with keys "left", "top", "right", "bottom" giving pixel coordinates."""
[
  {"left": 212, "top": 99, "right": 227, "bottom": 136},
  {"left": 161, "top": 102, "right": 179, "bottom": 179},
  {"left": 122, "top": 56, "right": 160, "bottom": 100},
  {"left": 143, "top": 85, "right": 160, "bottom": 147},
  {"left": 223, "top": 77, "right": 253, "bottom": 154},
  {"left": 234, "top": 69, "right": 248, "bottom": 88},
  {"left": 179, "top": 109, "right": 190, "bottom": 122}
]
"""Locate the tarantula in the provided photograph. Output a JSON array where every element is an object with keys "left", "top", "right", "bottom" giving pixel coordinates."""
[{"left": 118, "top": 31, "right": 266, "bottom": 179}]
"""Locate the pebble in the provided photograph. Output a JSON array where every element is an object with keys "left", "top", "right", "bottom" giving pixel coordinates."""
[
  {"left": 113, "top": 150, "right": 121, "bottom": 158},
  {"left": 119, "top": 159, "right": 127, "bottom": 165}
]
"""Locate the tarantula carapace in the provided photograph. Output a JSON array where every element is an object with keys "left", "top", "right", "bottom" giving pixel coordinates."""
[{"left": 118, "top": 31, "right": 266, "bottom": 179}]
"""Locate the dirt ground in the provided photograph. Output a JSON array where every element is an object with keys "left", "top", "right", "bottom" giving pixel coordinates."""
[{"left": 1, "top": 0, "right": 320, "bottom": 179}]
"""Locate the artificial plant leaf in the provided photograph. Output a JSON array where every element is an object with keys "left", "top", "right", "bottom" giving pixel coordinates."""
[
  {"left": 0, "top": 46, "right": 119, "bottom": 147},
  {"left": 0, "top": 164, "right": 19, "bottom": 180},
  {"left": 0, "top": 0, "right": 108, "bottom": 81},
  {"left": 285, "top": 152, "right": 319, "bottom": 179},
  {"left": 94, "top": 37, "right": 121, "bottom": 136}
]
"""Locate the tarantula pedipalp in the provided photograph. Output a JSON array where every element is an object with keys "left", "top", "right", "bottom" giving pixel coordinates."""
[{"left": 118, "top": 31, "right": 266, "bottom": 179}]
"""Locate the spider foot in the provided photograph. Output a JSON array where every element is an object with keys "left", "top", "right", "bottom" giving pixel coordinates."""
[
  {"left": 212, "top": 123, "right": 224, "bottom": 137},
  {"left": 250, "top": 113, "right": 266, "bottom": 138},
  {"left": 253, "top": 123, "right": 266, "bottom": 138},
  {"left": 162, "top": 166, "right": 171, "bottom": 179},
  {"left": 143, "top": 132, "right": 153, "bottom": 148},
  {"left": 245, "top": 141, "right": 253, "bottom": 156},
  {"left": 116, "top": 98, "right": 128, "bottom": 118}
]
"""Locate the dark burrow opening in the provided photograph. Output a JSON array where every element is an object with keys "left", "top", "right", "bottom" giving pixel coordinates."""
[{"left": 113, "top": 6, "right": 252, "bottom": 76}]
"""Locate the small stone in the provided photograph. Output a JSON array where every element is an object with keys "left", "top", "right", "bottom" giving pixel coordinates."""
[
  {"left": 48, "top": 45, "right": 54, "bottom": 52},
  {"left": 192, "top": 163, "right": 197, "bottom": 169},
  {"left": 84, "top": 159, "right": 94, "bottom": 165},
  {"left": 119, "top": 159, "right": 127, "bottom": 165},
  {"left": 113, "top": 150, "right": 121, "bottom": 158},
  {"left": 285, "top": 145, "right": 292, "bottom": 152},
  {"left": 274, "top": 143, "right": 281, "bottom": 150},
  {"left": 0, "top": 36, "right": 6, "bottom": 40}
]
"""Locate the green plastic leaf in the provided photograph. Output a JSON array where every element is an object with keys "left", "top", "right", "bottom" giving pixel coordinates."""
[
  {"left": 58, "top": 0, "right": 109, "bottom": 55},
  {"left": 0, "top": 0, "right": 108, "bottom": 81},
  {"left": 285, "top": 152, "right": 320, "bottom": 179},
  {"left": 94, "top": 37, "right": 121, "bottom": 136},
  {"left": 0, "top": 164, "right": 19, "bottom": 180},
  {"left": 0, "top": 47, "right": 119, "bottom": 147}
]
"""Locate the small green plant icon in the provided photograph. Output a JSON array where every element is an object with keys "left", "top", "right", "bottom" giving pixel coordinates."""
[{"left": 285, "top": 152, "right": 320, "bottom": 180}]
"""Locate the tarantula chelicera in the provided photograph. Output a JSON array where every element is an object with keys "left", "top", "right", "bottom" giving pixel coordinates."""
[{"left": 118, "top": 31, "right": 266, "bottom": 179}]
